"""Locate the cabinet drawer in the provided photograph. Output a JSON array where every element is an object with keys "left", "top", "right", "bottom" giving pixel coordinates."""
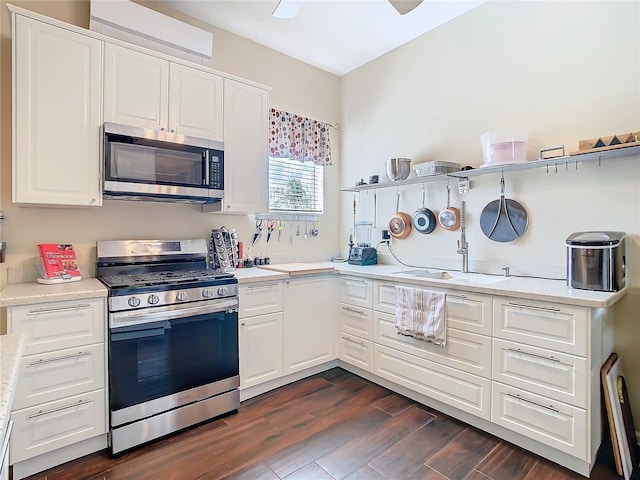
[
  {"left": 493, "top": 297, "right": 588, "bottom": 356},
  {"left": 338, "top": 335, "right": 373, "bottom": 373},
  {"left": 492, "top": 382, "right": 587, "bottom": 460},
  {"left": 374, "top": 344, "right": 491, "bottom": 420},
  {"left": 374, "top": 282, "right": 490, "bottom": 336},
  {"left": 239, "top": 312, "right": 283, "bottom": 388},
  {"left": 239, "top": 281, "right": 283, "bottom": 318},
  {"left": 339, "top": 276, "right": 373, "bottom": 309},
  {"left": 374, "top": 311, "right": 491, "bottom": 378},
  {"left": 13, "top": 343, "right": 105, "bottom": 410},
  {"left": 10, "top": 389, "right": 106, "bottom": 463},
  {"left": 9, "top": 299, "right": 105, "bottom": 355},
  {"left": 446, "top": 291, "right": 492, "bottom": 336},
  {"left": 493, "top": 339, "right": 587, "bottom": 408},
  {"left": 338, "top": 303, "right": 373, "bottom": 341}
]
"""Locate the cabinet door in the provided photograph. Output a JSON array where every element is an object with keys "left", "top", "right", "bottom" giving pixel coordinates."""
[
  {"left": 218, "top": 78, "right": 269, "bottom": 214},
  {"left": 284, "top": 275, "right": 336, "bottom": 374},
  {"left": 12, "top": 343, "right": 105, "bottom": 410},
  {"left": 8, "top": 298, "right": 105, "bottom": 356},
  {"left": 238, "top": 281, "right": 283, "bottom": 318},
  {"left": 339, "top": 276, "right": 373, "bottom": 309},
  {"left": 10, "top": 389, "right": 106, "bottom": 463},
  {"left": 169, "top": 63, "right": 223, "bottom": 141},
  {"left": 13, "top": 15, "right": 102, "bottom": 206},
  {"left": 103, "top": 43, "right": 169, "bottom": 130},
  {"left": 239, "top": 312, "right": 283, "bottom": 388}
]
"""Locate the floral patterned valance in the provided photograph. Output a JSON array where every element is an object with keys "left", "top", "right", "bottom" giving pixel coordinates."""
[{"left": 269, "top": 108, "right": 332, "bottom": 166}]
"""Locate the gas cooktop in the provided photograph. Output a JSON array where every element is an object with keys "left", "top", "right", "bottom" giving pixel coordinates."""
[{"left": 99, "top": 269, "right": 234, "bottom": 289}]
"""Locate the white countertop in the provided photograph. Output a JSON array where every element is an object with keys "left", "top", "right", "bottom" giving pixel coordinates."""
[
  {"left": 0, "top": 278, "right": 108, "bottom": 307},
  {"left": 238, "top": 261, "right": 625, "bottom": 308},
  {"left": 0, "top": 333, "right": 24, "bottom": 446}
]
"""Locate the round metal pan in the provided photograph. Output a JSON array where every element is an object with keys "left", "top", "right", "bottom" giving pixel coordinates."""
[
  {"left": 413, "top": 187, "right": 437, "bottom": 234},
  {"left": 480, "top": 176, "right": 528, "bottom": 242},
  {"left": 389, "top": 191, "right": 412, "bottom": 239}
]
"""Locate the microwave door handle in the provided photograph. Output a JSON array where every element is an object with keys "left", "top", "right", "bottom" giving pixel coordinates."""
[{"left": 204, "top": 151, "right": 210, "bottom": 186}]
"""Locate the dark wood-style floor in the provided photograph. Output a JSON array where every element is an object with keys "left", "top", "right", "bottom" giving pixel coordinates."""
[{"left": 23, "top": 368, "right": 623, "bottom": 480}]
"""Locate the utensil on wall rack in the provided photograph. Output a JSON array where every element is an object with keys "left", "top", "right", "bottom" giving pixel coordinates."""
[
  {"left": 479, "top": 173, "right": 528, "bottom": 242},
  {"left": 413, "top": 185, "right": 437, "bottom": 234},
  {"left": 438, "top": 183, "right": 460, "bottom": 231},
  {"left": 388, "top": 189, "right": 412, "bottom": 239}
]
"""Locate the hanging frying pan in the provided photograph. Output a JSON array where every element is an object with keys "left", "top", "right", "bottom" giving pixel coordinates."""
[
  {"left": 480, "top": 174, "right": 529, "bottom": 242},
  {"left": 413, "top": 186, "right": 437, "bottom": 234},
  {"left": 388, "top": 190, "right": 412, "bottom": 239},
  {"left": 438, "top": 184, "right": 460, "bottom": 231}
]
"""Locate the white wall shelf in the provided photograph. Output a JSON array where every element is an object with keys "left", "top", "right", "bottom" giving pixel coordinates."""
[{"left": 340, "top": 144, "right": 640, "bottom": 193}]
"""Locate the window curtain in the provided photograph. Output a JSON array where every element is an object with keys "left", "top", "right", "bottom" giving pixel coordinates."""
[{"left": 269, "top": 108, "right": 332, "bottom": 166}]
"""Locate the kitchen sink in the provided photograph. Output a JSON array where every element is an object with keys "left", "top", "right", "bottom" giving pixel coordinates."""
[{"left": 394, "top": 269, "right": 507, "bottom": 285}]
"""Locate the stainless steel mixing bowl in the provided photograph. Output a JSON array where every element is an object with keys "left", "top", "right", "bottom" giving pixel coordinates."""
[{"left": 386, "top": 158, "right": 412, "bottom": 181}]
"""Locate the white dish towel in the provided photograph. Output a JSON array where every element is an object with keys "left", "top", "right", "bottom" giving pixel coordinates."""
[{"left": 395, "top": 286, "right": 447, "bottom": 346}]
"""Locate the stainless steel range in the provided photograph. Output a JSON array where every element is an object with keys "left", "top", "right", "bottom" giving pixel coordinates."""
[{"left": 96, "top": 239, "right": 239, "bottom": 454}]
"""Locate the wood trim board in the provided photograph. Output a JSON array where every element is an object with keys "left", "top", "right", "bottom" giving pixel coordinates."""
[{"left": 601, "top": 353, "right": 638, "bottom": 479}]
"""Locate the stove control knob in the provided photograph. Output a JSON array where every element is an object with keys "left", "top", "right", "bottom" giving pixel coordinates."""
[
  {"left": 128, "top": 296, "right": 141, "bottom": 308},
  {"left": 202, "top": 288, "right": 214, "bottom": 298},
  {"left": 147, "top": 294, "right": 159, "bottom": 305},
  {"left": 217, "top": 286, "right": 227, "bottom": 297},
  {"left": 176, "top": 291, "right": 188, "bottom": 302}
]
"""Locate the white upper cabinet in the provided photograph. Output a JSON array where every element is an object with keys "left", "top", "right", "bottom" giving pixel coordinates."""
[
  {"left": 103, "top": 43, "right": 223, "bottom": 141},
  {"left": 216, "top": 78, "right": 269, "bottom": 214},
  {"left": 169, "top": 63, "right": 223, "bottom": 141},
  {"left": 13, "top": 15, "right": 103, "bottom": 206}
]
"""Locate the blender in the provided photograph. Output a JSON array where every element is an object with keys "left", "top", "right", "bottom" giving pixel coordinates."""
[{"left": 348, "top": 221, "right": 378, "bottom": 265}]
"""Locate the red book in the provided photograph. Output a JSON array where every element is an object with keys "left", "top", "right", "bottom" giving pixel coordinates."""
[{"left": 37, "top": 244, "right": 82, "bottom": 283}]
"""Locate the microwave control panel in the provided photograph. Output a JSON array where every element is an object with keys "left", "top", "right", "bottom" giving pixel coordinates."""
[{"left": 209, "top": 155, "right": 224, "bottom": 189}]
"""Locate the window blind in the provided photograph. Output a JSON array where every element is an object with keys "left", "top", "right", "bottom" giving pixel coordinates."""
[{"left": 268, "top": 157, "right": 324, "bottom": 213}]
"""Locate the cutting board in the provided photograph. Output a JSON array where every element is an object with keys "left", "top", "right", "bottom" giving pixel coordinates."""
[{"left": 258, "top": 263, "right": 335, "bottom": 276}]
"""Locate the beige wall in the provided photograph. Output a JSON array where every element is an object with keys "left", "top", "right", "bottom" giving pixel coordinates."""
[
  {"left": 341, "top": 0, "right": 640, "bottom": 427},
  {"left": 0, "top": 0, "right": 342, "bottom": 295}
]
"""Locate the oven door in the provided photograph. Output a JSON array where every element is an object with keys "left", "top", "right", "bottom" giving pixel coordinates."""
[{"left": 109, "top": 299, "right": 238, "bottom": 427}]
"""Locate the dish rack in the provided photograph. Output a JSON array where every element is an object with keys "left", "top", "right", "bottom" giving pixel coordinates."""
[{"left": 209, "top": 227, "right": 238, "bottom": 272}]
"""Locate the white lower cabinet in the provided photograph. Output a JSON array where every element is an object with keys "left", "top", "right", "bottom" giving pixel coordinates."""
[
  {"left": 238, "top": 281, "right": 284, "bottom": 389},
  {"left": 284, "top": 275, "right": 336, "bottom": 374},
  {"left": 491, "top": 382, "right": 587, "bottom": 459},
  {"left": 7, "top": 296, "right": 107, "bottom": 478},
  {"left": 374, "top": 344, "right": 491, "bottom": 419},
  {"left": 239, "top": 312, "right": 283, "bottom": 388},
  {"left": 338, "top": 335, "right": 373, "bottom": 372},
  {"left": 10, "top": 390, "right": 106, "bottom": 464}
]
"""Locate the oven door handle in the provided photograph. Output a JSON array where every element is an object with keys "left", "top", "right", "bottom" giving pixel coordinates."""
[{"left": 110, "top": 298, "right": 238, "bottom": 328}]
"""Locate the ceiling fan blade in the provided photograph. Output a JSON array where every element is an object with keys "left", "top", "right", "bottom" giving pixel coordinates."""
[
  {"left": 388, "top": 0, "right": 424, "bottom": 15},
  {"left": 272, "top": 0, "right": 303, "bottom": 19}
]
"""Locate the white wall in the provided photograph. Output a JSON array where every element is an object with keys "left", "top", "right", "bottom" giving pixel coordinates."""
[{"left": 341, "top": 0, "right": 640, "bottom": 427}]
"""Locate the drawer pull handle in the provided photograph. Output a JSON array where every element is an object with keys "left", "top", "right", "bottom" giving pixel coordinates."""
[
  {"left": 507, "top": 302, "right": 561, "bottom": 313},
  {"left": 27, "top": 304, "right": 92, "bottom": 315},
  {"left": 507, "top": 348, "right": 561, "bottom": 363},
  {"left": 342, "top": 306, "right": 366, "bottom": 316},
  {"left": 342, "top": 336, "right": 365, "bottom": 347},
  {"left": 447, "top": 294, "right": 467, "bottom": 300},
  {"left": 246, "top": 283, "right": 279, "bottom": 290},
  {"left": 345, "top": 278, "right": 367, "bottom": 285},
  {"left": 506, "top": 393, "right": 559, "bottom": 413},
  {"left": 27, "top": 351, "right": 93, "bottom": 367},
  {"left": 27, "top": 399, "right": 93, "bottom": 420}
]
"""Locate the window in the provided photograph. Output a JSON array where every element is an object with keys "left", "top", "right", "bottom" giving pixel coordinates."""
[{"left": 268, "top": 157, "right": 324, "bottom": 213}]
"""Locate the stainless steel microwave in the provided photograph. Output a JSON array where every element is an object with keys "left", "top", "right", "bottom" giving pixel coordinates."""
[{"left": 103, "top": 122, "right": 224, "bottom": 204}]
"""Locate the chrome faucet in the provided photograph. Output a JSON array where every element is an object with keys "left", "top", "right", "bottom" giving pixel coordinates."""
[
  {"left": 501, "top": 266, "right": 510, "bottom": 277},
  {"left": 457, "top": 200, "right": 468, "bottom": 273}
]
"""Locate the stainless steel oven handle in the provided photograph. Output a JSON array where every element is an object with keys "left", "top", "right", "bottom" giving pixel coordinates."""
[{"left": 110, "top": 298, "right": 238, "bottom": 327}]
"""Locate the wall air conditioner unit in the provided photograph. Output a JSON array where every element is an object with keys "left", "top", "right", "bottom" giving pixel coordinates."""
[{"left": 89, "top": 0, "right": 212, "bottom": 65}]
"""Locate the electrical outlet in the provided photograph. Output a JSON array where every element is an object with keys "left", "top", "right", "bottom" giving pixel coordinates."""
[{"left": 382, "top": 229, "right": 390, "bottom": 240}]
